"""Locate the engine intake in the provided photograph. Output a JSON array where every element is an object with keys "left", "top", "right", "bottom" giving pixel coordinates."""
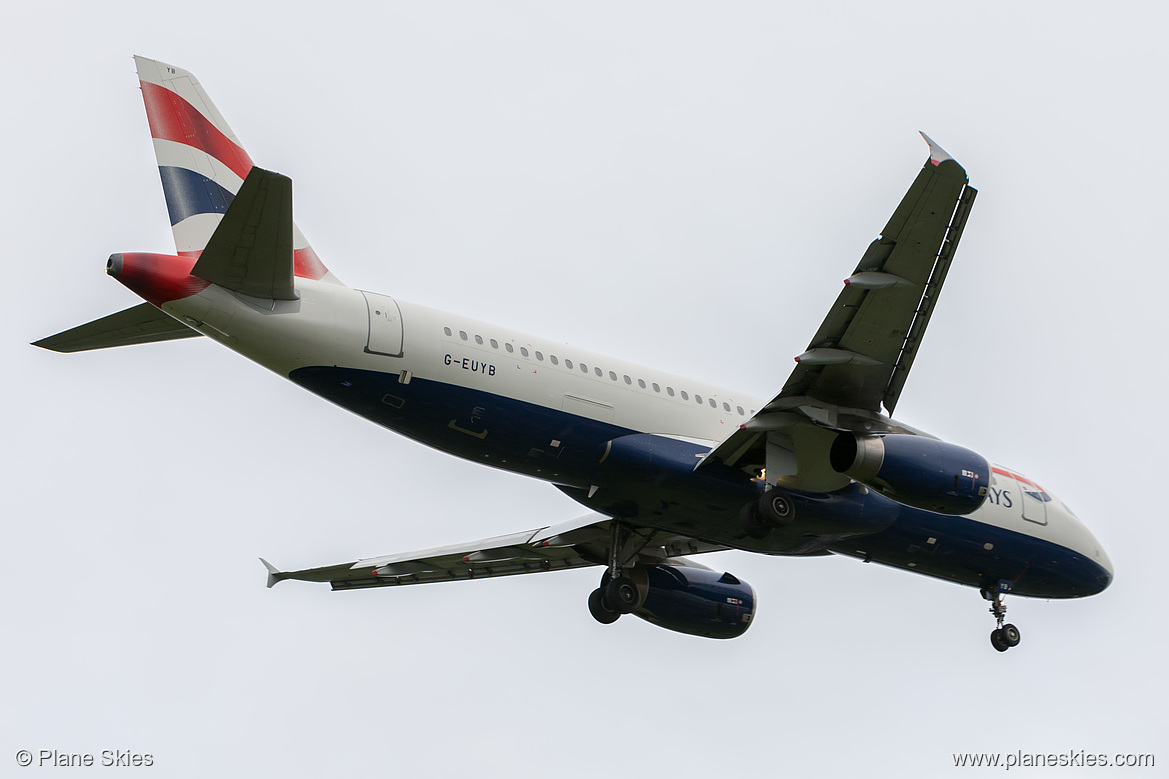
[{"left": 830, "top": 433, "right": 989, "bottom": 515}]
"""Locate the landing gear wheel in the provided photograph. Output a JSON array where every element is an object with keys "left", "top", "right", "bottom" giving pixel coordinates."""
[
  {"left": 982, "top": 586, "right": 1020, "bottom": 652},
  {"left": 588, "top": 588, "right": 620, "bottom": 624},
  {"left": 758, "top": 489, "right": 795, "bottom": 526},
  {"left": 739, "top": 503, "right": 770, "bottom": 539},
  {"left": 604, "top": 576, "right": 641, "bottom": 613}
]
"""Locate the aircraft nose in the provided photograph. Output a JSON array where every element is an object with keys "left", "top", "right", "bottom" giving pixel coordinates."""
[
  {"left": 1072, "top": 526, "right": 1113, "bottom": 596},
  {"left": 1088, "top": 541, "right": 1114, "bottom": 594}
]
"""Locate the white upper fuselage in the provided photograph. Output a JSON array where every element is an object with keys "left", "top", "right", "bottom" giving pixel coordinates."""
[{"left": 166, "top": 277, "right": 757, "bottom": 444}]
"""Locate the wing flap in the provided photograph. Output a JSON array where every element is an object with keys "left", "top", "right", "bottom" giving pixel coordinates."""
[
  {"left": 882, "top": 183, "right": 977, "bottom": 412},
  {"left": 32, "top": 302, "right": 201, "bottom": 353}
]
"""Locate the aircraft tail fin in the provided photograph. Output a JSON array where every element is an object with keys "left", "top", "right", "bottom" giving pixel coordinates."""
[
  {"left": 260, "top": 558, "right": 288, "bottom": 589},
  {"left": 32, "top": 302, "right": 202, "bottom": 353},
  {"left": 133, "top": 56, "right": 339, "bottom": 285}
]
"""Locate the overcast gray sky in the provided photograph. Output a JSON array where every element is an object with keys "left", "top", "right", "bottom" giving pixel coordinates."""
[{"left": 3, "top": 2, "right": 1165, "bottom": 776}]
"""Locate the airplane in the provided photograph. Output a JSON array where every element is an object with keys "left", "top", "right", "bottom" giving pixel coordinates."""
[{"left": 34, "top": 56, "right": 1113, "bottom": 651}]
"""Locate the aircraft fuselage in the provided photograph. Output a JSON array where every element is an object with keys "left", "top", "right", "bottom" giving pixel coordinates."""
[{"left": 156, "top": 273, "right": 1112, "bottom": 601}]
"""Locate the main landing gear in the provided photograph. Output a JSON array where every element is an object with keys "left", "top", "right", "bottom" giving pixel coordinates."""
[
  {"left": 982, "top": 587, "right": 1022, "bottom": 652},
  {"left": 739, "top": 488, "right": 796, "bottom": 538},
  {"left": 587, "top": 521, "right": 647, "bottom": 625}
]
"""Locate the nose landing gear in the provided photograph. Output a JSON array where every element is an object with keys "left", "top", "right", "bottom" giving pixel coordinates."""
[{"left": 982, "top": 586, "right": 1021, "bottom": 652}]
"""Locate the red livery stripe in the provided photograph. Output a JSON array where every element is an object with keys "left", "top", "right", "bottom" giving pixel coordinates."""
[
  {"left": 140, "top": 81, "right": 253, "bottom": 180},
  {"left": 114, "top": 252, "right": 210, "bottom": 306},
  {"left": 176, "top": 247, "right": 327, "bottom": 281},
  {"left": 293, "top": 246, "right": 328, "bottom": 281},
  {"left": 992, "top": 466, "right": 1044, "bottom": 492}
]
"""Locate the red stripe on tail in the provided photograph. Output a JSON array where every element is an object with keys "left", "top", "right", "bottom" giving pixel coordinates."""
[
  {"left": 177, "top": 247, "right": 327, "bottom": 281},
  {"left": 140, "top": 82, "right": 253, "bottom": 180}
]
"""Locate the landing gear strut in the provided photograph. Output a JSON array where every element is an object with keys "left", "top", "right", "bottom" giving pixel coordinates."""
[
  {"left": 587, "top": 521, "right": 647, "bottom": 625},
  {"left": 981, "top": 587, "right": 1021, "bottom": 652}
]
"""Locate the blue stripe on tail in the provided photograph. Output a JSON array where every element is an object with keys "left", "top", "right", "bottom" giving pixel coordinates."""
[{"left": 158, "top": 166, "right": 235, "bottom": 226}]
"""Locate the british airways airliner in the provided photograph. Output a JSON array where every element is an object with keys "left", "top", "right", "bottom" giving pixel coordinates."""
[{"left": 36, "top": 57, "right": 1112, "bottom": 650}]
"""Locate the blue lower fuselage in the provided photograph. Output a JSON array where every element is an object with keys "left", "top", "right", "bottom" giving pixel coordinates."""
[{"left": 291, "top": 366, "right": 1112, "bottom": 600}]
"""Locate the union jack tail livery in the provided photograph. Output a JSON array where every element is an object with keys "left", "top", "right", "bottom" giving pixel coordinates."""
[
  {"left": 135, "top": 56, "right": 334, "bottom": 282},
  {"left": 32, "top": 57, "right": 341, "bottom": 353}
]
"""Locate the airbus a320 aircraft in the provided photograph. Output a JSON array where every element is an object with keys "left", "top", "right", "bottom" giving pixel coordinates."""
[{"left": 36, "top": 57, "right": 1112, "bottom": 650}]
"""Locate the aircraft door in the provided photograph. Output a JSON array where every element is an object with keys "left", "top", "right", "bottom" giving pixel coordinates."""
[
  {"left": 361, "top": 291, "right": 404, "bottom": 357},
  {"left": 998, "top": 469, "right": 1047, "bottom": 525},
  {"left": 1016, "top": 474, "right": 1049, "bottom": 525}
]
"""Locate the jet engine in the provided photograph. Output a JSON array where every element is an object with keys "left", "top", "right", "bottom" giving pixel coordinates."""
[
  {"left": 829, "top": 433, "right": 989, "bottom": 515},
  {"left": 597, "top": 564, "right": 756, "bottom": 639}
]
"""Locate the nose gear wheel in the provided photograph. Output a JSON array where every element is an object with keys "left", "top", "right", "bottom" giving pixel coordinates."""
[{"left": 982, "top": 587, "right": 1022, "bottom": 652}]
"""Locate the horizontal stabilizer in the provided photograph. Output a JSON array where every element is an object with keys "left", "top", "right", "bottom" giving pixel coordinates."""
[
  {"left": 192, "top": 167, "right": 297, "bottom": 300},
  {"left": 32, "top": 302, "right": 201, "bottom": 353}
]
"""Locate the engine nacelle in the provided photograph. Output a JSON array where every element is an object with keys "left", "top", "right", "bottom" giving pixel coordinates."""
[
  {"left": 629, "top": 564, "right": 756, "bottom": 639},
  {"left": 830, "top": 433, "right": 990, "bottom": 515}
]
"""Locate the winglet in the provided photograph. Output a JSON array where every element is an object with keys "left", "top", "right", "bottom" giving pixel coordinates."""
[
  {"left": 260, "top": 558, "right": 286, "bottom": 589},
  {"left": 919, "top": 132, "right": 954, "bottom": 166}
]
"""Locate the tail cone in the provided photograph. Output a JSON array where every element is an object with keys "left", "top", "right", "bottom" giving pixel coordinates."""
[{"left": 107, "top": 252, "right": 208, "bottom": 306}]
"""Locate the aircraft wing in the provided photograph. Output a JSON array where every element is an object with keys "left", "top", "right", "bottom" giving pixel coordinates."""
[
  {"left": 263, "top": 514, "right": 727, "bottom": 591},
  {"left": 701, "top": 135, "right": 975, "bottom": 488}
]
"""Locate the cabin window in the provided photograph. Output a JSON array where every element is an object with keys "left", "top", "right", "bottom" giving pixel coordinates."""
[
  {"left": 581, "top": 363, "right": 589, "bottom": 373},
  {"left": 709, "top": 398, "right": 717, "bottom": 408},
  {"left": 535, "top": 351, "right": 544, "bottom": 361},
  {"left": 609, "top": 371, "right": 618, "bottom": 381},
  {"left": 443, "top": 326, "right": 452, "bottom": 336},
  {"left": 474, "top": 335, "right": 484, "bottom": 345},
  {"left": 459, "top": 330, "right": 468, "bottom": 341},
  {"left": 505, "top": 343, "right": 514, "bottom": 353},
  {"left": 595, "top": 367, "right": 603, "bottom": 377},
  {"left": 490, "top": 338, "right": 499, "bottom": 349},
  {"left": 564, "top": 359, "right": 573, "bottom": 369},
  {"left": 637, "top": 379, "right": 646, "bottom": 389},
  {"left": 667, "top": 387, "right": 675, "bottom": 397},
  {"left": 681, "top": 391, "right": 689, "bottom": 400},
  {"left": 695, "top": 394, "right": 703, "bottom": 404},
  {"left": 550, "top": 355, "right": 558, "bottom": 365},
  {"left": 737, "top": 406, "right": 745, "bottom": 416},
  {"left": 520, "top": 347, "right": 529, "bottom": 357},
  {"left": 652, "top": 383, "right": 660, "bottom": 393},
  {"left": 623, "top": 375, "right": 632, "bottom": 385},
  {"left": 722, "top": 402, "right": 730, "bottom": 412}
]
